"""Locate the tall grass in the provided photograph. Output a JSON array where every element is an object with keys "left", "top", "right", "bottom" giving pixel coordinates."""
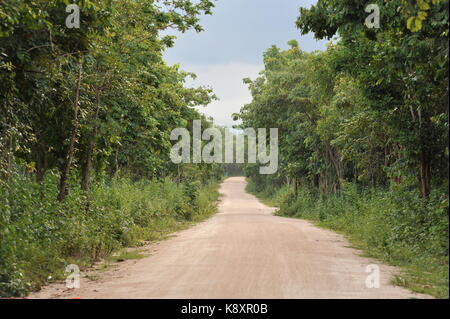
[
  {"left": 0, "top": 170, "right": 220, "bottom": 297},
  {"left": 246, "top": 179, "right": 449, "bottom": 298}
]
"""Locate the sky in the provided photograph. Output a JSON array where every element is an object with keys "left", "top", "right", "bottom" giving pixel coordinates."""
[{"left": 163, "top": 0, "right": 328, "bottom": 128}]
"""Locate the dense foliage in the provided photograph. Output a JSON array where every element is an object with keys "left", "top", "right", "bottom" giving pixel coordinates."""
[
  {"left": 238, "top": 0, "right": 448, "bottom": 297},
  {"left": 1, "top": 172, "right": 220, "bottom": 297},
  {"left": 0, "top": 0, "right": 223, "bottom": 296}
]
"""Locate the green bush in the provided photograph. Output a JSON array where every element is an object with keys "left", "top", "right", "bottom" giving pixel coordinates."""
[{"left": 0, "top": 170, "right": 220, "bottom": 297}]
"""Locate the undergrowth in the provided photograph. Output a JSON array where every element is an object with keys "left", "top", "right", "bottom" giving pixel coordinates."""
[
  {"left": 246, "top": 179, "right": 449, "bottom": 298},
  {"left": 0, "top": 171, "right": 220, "bottom": 297}
]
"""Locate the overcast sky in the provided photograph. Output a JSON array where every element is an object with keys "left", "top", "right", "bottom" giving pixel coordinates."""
[{"left": 163, "top": 0, "right": 327, "bottom": 128}]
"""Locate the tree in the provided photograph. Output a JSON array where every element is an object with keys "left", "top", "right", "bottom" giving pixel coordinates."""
[
  {"left": 296, "top": 0, "right": 449, "bottom": 197},
  {"left": 0, "top": 0, "right": 218, "bottom": 200}
]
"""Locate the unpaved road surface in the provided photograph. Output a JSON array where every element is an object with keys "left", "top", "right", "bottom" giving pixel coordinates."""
[{"left": 31, "top": 177, "right": 429, "bottom": 299}]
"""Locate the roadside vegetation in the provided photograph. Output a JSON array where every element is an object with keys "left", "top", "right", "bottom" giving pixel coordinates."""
[
  {"left": 1, "top": 173, "right": 220, "bottom": 297},
  {"left": 239, "top": 0, "right": 449, "bottom": 298},
  {"left": 0, "top": 0, "right": 221, "bottom": 297},
  {"left": 247, "top": 180, "right": 448, "bottom": 298}
]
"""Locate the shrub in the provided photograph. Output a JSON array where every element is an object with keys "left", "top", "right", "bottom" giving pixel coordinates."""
[{"left": 0, "top": 170, "right": 220, "bottom": 297}]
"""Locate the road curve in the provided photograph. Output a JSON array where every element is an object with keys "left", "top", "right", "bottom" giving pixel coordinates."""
[{"left": 31, "top": 177, "right": 429, "bottom": 299}]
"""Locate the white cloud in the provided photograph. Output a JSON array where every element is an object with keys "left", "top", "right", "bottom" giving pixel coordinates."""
[{"left": 181, "top": 63, "right": 262, "bottom": 128}]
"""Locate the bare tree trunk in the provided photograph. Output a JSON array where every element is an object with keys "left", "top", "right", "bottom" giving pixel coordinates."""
[
  {"left": 35, "top": 149, "right": 42, "bottom": 182},
  {"left": 36, "top": 148, "right": 48, "bottom": 183},
  {"left": 419, "top": 149, "right": 430, "bottom": 198},
  {"left": 57, "top": 62, "right": 83, "bottom": 201},
  {"left": 81, "top": 87, "right": 101, "bottom": 192},
  {"left": 294, "top": 178, "right": 298, "bottom": 197},
  {"left": 114, "top": 148, "right": 119, "bottom": 175},
  {"left": 326, "top": 143, "right": 343, "bottom": 190}
]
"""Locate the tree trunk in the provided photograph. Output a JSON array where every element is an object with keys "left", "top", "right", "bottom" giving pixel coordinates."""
[
  {"left": 57, "top": 63, "right": 83, "bottom": 201},
  {"left": 294, "top": 178, "right": 298, "bottom": 197},
  {"left": 36, "top": 145, "right": 48, "bottom": 183},
  {"left": 81, "top": 88, "right": 101, "bottom": 192},
  {"left": 326, "top": 143, "right": 343, "bottom": 190},
  {"left": 114, "top": 148, "right": 119, "bottom": 176},
  {"left": 419, "top": 149, "right": 430, "bottom": 198}
]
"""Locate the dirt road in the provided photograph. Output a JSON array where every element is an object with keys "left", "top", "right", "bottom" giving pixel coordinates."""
[{"left": 31, "top": 177, "right": 429, "bottom": 299}]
